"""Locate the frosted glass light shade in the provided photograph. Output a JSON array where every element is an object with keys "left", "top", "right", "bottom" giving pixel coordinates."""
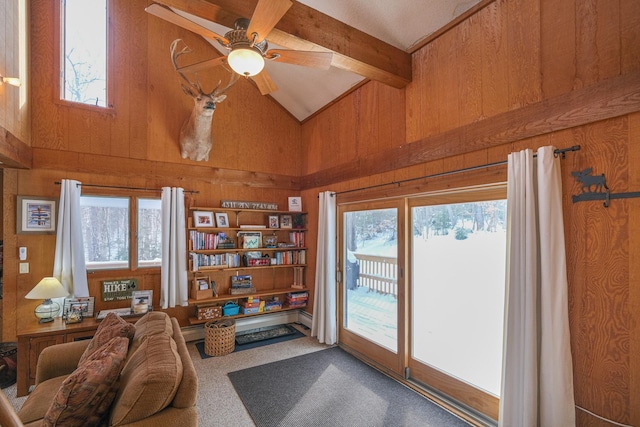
[
  {"left": 0, "top": 76, "right": 21, "bottom": 87},
  {"left": 228, "top": 48, "right": 265, "bottom": 77},
  {"left": 25, "top": 277, "right": 68, "bottom": 323}
]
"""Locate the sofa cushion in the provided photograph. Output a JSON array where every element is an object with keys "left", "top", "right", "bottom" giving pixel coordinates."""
[
  {"left": 17, "top": 375, "right": 67, "bottom": 424},
  {"left": 79, "top": 312, "right": 135, "bottom": 365},
  {"left": 42, "top": 336, "right": 130, "bottom": 427},
  {"left": 128, "top": 311, "right": 173, "bottom": 355},
  {"left": 110, "top": 332, "right": 183, "bottom": 425}
]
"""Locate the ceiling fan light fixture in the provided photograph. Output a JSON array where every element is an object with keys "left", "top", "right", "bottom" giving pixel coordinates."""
[{"left": 228, "top": 47, "right": 265, "bottom": 77}]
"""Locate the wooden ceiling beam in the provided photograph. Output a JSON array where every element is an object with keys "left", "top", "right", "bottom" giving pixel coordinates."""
[{"left": 152, "top": 0, "right": 412, "bottom": 88}]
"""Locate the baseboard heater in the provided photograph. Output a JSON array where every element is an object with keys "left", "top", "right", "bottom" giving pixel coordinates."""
[{"left": 181, "top": 309, "right": 311, "bottom": 342}]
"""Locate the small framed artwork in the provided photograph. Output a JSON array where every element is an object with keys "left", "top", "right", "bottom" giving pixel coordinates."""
[
  {"left": 215, "top": 212, "right": 229, "bottom": 228},
  {"left": 288, "top": 196, "right": 302, "bottom": 212},
  {"left": 193, "top": 211, "right": 214, "bottom": 227},
  {"left": 17, "top": 196, "right": 57, "bottom": 234},
  {"left": 268, "top": 215, "right": 279, "bottom": 229},
  {"left": 131, "top": 290, "right": 153, "bottom": 315},
  {"left": 263, "top": 234, "right": 278, "bottom": 248},
  {"left": 280, "top": 214, "right": 293, "bottom": 229}
]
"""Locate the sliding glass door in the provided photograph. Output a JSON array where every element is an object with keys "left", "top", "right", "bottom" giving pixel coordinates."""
[
  {"left": 338, "top": 200, "right": 405, "bottom": 374},
  {"left": 407, "top": 187, "right": 506, "bottom": 420},
  {"left": 337, "top": 186, "right": 506, "bottom": 421}
]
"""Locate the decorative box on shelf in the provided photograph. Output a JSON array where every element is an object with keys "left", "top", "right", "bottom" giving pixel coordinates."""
[
  {"left": 190, "top": 278, "right": 213, "bottom": 300},
  {"left": 196, "top": 304, "right": 222, "bottom": 321}
]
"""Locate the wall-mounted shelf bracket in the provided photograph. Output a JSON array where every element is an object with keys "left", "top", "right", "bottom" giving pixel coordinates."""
[{"left": 571, "top": 168, "right": 640, "bottom": 207}]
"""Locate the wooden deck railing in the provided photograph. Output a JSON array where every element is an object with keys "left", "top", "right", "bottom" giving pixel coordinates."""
[{"left": 352, "top": 253, "right": 398, "bottom": 297}]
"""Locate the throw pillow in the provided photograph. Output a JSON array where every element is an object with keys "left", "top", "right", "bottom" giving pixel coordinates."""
[
  {"left": 42, "top": 336, "right": 129, "bottom": 427},
  {"left": 79, "top": 312, "right": 135, "bottom": 365}
]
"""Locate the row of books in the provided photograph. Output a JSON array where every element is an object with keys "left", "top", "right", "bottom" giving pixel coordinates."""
[
  {"left": 189, "top": 231, "right": 235, "bottom": 250},
  {"left": 272, "top": 250, "right": 306, "bottom": 265},
  {"left": 191, "top": 253, "right": 241, "bottom": 271},
  {"left": 288, "top": 231, "right": 305, "bottom": 248}
]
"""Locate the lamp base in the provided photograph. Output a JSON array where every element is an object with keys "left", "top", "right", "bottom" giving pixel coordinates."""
[{"left": 38, "top": 317, "right": 55, "bottom": 324}]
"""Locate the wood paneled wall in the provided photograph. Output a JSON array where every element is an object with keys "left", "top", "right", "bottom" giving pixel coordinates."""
[
  {"left": 1, "top": 0, "right": 639, "bottom": 423},
  {"left": 1, "top": 0, "right": 303, "bottom": 342},
  {"left": 301, "top": 0, "right": 639, "bottom": 425}
]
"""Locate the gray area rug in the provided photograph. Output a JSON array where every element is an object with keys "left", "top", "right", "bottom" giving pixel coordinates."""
[{"left": 228, "top": 346, "right": 471, "bottom": 427}]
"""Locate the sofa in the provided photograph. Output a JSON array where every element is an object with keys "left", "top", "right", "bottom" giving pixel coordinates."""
[{"left": 0, "top": 311, "right": 197, "bottom": 426}]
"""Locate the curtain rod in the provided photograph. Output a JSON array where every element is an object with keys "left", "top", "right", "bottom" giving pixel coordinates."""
[
  {"left": 54, "top": 181, "right": 199, "bottom": 194},
  {"left": 333, "top": 145, "right": 581, "bottom": 196}
]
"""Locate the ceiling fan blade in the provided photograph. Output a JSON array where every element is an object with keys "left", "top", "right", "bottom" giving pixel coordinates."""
[
  {"left": 268, "top": 50, "right": 333, "bottom": 69},
  {"left": 177, "top": 56, "right": 227, "bottom": 74},
  {"left": 145, "top": 3, "right": 229, "bottom": 44},
  {"left": 246, "top": 0, "right": 292, "bottom": 44},
  {"left": 251, "top": 70, "right": 278, "bottom": 95}
]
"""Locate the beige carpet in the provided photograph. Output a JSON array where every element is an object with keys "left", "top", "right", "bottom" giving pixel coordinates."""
[{"left": 4, "top": 324, "right": 331, "bottom": 426}]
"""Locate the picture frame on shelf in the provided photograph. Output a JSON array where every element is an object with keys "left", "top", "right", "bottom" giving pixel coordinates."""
[
  {"left": 240, "top": 232, "right": 261, "bottom": 249},
  {"left": 193, "top": 211, "right": 214, "bottom": 227},
  {"left": 215, "top": 212, "right": 229, "bottom": 228},
  {"left": 280, "top": 214, "right": 293, "bottom": 229},
  {"left": 288, "top": 196, "right": 302, "bottom": 212},
  {"left": 263, "top": 234, "right": 278, "bottom": 248},
  {"left": 268, "top": 215, "right": 279, "bottom": 229},
  {"left": 17, "top": 196, "right": 57, "bottom": 234}
]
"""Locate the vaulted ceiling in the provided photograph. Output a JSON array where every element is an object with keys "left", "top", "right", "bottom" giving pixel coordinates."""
[{"left": 148, "top": 0, "right": 482, "bottom": 121}]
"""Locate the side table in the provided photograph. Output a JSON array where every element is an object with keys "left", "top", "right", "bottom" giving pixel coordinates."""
[{"left": 16, "top": 318, "right": 102, "bottom": 397}]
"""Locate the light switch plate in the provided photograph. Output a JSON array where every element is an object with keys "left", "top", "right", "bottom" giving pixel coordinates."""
[
  {"left": 19, "top": 247, "right": 27, "bottom": 260},
  {"left": 19, "top": 262, "right": 29, "bottom": 274}
]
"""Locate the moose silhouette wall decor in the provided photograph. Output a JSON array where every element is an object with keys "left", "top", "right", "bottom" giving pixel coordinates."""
[
  {"left": 572, "top": 167, "right": 640, "bottom": 207},
  {"left": 170, "top": 39, "right": 239, "bottom": 161}
]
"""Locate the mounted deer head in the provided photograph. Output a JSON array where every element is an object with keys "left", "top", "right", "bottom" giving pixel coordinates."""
[{"left": 170, "top": 39, "right": 238, "bottom": 161}]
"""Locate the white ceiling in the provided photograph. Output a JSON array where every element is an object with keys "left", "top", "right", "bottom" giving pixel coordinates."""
[{"left": 175, "top": 0, "right": 481, "bottom": 121}]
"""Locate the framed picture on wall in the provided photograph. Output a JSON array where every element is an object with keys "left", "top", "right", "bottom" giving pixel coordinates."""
[{"left": 17, "top": 196, "right": 57, "bottom": 234}]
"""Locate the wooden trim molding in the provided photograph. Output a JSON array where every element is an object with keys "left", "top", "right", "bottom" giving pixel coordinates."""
[
  {"left": 0, "top": 126, "right": 32, "bottom": 169},
  {"left": 301, "top": 72, "right": 640, "bottom": 190},
  {"left": 32, "top": 148, "right": 302, "bottom": 190}
]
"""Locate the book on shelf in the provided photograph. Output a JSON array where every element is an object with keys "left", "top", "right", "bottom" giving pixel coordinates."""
[{"left": 230, "top": 286, "right": 257, "bottom": 295}]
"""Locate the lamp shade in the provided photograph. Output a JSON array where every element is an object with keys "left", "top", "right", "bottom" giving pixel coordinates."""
[
  {"left": 227, "top": 48, "right": 265, "bottom": 77},
  {"left": 25, "top": 277, "right": 69, "bottom": 300}
]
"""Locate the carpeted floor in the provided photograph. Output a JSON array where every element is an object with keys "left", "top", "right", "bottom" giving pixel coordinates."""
[{"left": 228, "top": 346, "right": 471, "bottom": 427}]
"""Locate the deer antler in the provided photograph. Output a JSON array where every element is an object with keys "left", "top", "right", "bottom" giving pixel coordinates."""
[{"left": 170, "top": 39, "right": 238, "bottom": 98}]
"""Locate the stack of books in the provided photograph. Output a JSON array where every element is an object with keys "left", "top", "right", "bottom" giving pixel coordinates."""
[
  {"left": 286, "top": 291, "right": 308, "bottom": 308},
  {"left": 230, "top": 275, "right": 256, "bottom": 295}
]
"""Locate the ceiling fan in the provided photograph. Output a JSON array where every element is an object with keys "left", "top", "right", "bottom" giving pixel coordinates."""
[{"left": 145, "top": 0, "right": 334, "bottom": 95}]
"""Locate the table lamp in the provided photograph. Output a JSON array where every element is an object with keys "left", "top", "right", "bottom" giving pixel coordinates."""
[{"left": 25, "top": 277, "right": 69, "bottom": 323}]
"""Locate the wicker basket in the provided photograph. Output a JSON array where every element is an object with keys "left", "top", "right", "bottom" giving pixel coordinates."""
[{"left": 204, "top": 318, "right": 236, "bottom": 356}]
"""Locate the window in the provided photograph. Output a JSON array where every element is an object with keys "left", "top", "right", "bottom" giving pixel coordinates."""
[
  {"left": 61, "top": 0, "right": 108, "bottom": 107},
  {"left": 80, "top": 196, "right": 162, "bottom": 270},
  {"left": 137, "top": 198, "right": 162, "bottom": 268}
]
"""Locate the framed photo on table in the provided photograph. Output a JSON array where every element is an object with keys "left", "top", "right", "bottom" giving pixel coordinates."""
[{"left": 17, "top": 196, "right": 57, "bottom": 234}]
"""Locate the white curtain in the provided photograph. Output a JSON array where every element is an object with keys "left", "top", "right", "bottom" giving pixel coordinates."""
[
  {"left": 499, "top": 146, "right": 576, "bottom": 427},
  {"left": 311, "top": 191, "right": 337, "bottom": 345},
  {"left": 53, "top": 179, "right": 89, "bottom": 297},
  {"left": 160, "top": 187, "right": 188, "bottom": 308}
]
